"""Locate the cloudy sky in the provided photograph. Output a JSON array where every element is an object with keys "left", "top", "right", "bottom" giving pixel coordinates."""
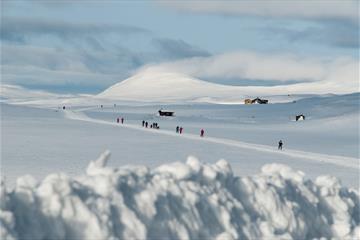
[{"left": 1, "top": 0, "right": 358, "bottom": 93}]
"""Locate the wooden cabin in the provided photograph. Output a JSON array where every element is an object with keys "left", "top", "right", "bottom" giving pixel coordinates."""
[
  {"left": 244, "top": 99, "right": 252, "bottom": 104},
  {"left": 296, "top": 114, "right": 305, "bottom": 121},
  {"left": 252, "top": 98, "right": 268, "bottom": 104},
  {"left": 158, "top": 110, "right": 175, "bottom": 117}
]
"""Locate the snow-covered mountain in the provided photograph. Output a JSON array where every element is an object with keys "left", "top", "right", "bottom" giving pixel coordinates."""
[
  {"left": 96, "top": 67, "right": 354, "bottom": 103},
  {"left": 97, "top": 68, "right": 251, "bottom": 103}
]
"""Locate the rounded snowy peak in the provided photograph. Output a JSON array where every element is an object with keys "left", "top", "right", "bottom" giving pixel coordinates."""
[{"left": 97, "top": 67, "right": 245, "bottom": 102}]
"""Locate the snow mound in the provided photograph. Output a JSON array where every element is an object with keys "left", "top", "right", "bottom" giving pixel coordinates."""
[
  {"left": 97, "top": 67, "right": 248, "bottom": 102},
  {"left": 1, "top": 153, "right": 359, "bottom": 240}
]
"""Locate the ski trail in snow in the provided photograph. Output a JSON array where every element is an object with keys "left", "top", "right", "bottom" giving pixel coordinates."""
[{"left": 64, "top": 110, "right": 359, "bottom": 169}]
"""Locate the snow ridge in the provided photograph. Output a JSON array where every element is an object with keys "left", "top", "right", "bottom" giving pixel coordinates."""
[{"left": 1, "top": 153, "right": 359, "bottom": 240}]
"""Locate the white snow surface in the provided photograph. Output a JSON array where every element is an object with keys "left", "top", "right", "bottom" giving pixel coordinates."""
[
  {"left": 1, "top": 152, "right": 359, "bottom": 240},
  {"left": 97, "top": 68, "right": 247, "bottom": 102},
  {"left": 96, "top": 68, "right": 310, "bottom": 103},
  {"left": 96, "top": 67, "right": 358, "bottom": 103}
]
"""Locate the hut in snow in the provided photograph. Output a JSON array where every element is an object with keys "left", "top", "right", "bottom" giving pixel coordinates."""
[{"left": 296, "top": 114, "right": 306, "bottom": 121}]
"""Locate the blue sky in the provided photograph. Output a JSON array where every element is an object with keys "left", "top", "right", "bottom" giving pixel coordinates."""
[{"left": 1, "top": 0, "right": 358, "bottom": 93}]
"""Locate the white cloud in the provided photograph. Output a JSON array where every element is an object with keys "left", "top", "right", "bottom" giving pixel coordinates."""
[
  {"left": 161, "top": 0, "right": 358, "bottom": 23},
  {"left": 139, "top": 51, "right": 359, "bottom": 94}
]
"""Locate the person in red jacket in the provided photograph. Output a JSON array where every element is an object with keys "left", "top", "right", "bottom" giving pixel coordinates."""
[{"left": 200, "top": 129, "right": 204, "bottom": 137}]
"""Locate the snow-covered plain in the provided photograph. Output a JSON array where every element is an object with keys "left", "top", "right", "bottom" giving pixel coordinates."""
[{"left": 1, "top": 82, "right": 359, "bottom": 239}]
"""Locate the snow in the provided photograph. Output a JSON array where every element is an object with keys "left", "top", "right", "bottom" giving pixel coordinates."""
[
  {"left": 96, "top": 67, "right": 325, "bottom": 103},
  {"left": 96, "top": 67, "right": 358, "bottom": 103},
  {"left": 2, "top": 93, "right": 359, "bottom": 188},
  {"left": 1, "top": 152, "right": 359, "bottom": 240},
  {"left": 1, "top": 84, "right": 359, "bottom": 239}
]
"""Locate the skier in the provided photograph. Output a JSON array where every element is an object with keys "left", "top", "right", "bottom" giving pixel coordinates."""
[
  {"left": 117, "top": 117, "right": 120, "bottom": 123},
  {"left": 121, "top": 118, "right": 124, "bottom": 124},
  {"left": 145, "top": 122, "right": 148, "bottom": 128},
  {"left": 200, "top": 129, "right": 204, "bottom": 137},
  {"left": 176, "top": 126, "right": 179, "bottom": 133},
  {"left": 278, "top": 140, "right": 283, "bottom": 150},
  {"left": 62, "top": 106, "right": 66, "bottom": 110},
  {"left": 180, "top": 127, "right": 183, "bottom": 134},
  {"left": 142, "top": 120, "right": 145, "bottom": 127}
]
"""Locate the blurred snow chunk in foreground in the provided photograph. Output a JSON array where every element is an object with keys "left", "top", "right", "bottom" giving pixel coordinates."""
[{"left": 1, "top": 152, "right": 359, "bottom": 240}]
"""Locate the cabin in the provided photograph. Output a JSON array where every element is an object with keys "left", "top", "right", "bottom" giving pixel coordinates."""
[
  {"left": 251, "top": 98, "right": 268, "bottom": 104},
  {"left": 158, "top": 110, "right": 175, "bottom": 117},
  {"left": 296, "top": 114, "right": 305, "bottom": 121},
  {"left": 244, "top": 99, "right": 252, "bottom": 104}
]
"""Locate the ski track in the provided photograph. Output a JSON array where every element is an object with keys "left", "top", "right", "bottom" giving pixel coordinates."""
[{"left": 64, "top": 110, "right": 359, "bottom": 170}]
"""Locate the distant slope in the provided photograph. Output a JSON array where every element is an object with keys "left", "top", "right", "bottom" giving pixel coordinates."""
[
  {"left": 97, "top": 67, "right": 358, "bottom": 103},
  {"left": 97, "top": 68, "right": 250, "bottom": 102}
]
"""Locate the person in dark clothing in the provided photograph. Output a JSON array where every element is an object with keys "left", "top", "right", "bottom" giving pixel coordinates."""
[
  {"left": 117, "top": 118, "right": 120, "bottom": 123},
  {"left": 121, "top": 118, "right": 124, "bottom": 124},
  {"left": 62, "top": 106, "right": 66, "bottom": 110},
  {"left": 180, "top": 127, "right": 183, "bottom": 134},
  {"left": 142, "top": 120, "right": 145, "bottom": 127},
  {"left": 145, "top": 122, "right": 148, "bottom": 128},
  {"left": 278, "top": 140, "right": 283, "bottom": 150},
  {"left": 176, "top": 126, "right": 179, "bottom": 133},
  {"left": 200, "top": 129, "right": 204, "bottom": 137}
]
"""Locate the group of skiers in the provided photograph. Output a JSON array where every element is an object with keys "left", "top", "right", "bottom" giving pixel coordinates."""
[
  {"left": 116, "top": 117, "right": 124, "bottom": 124},
  {"left": 142, "top": 120, "right": 160, "bottom": 129},
  {"left": 116, "top": 117, "right": 284, "bottom": 149}
]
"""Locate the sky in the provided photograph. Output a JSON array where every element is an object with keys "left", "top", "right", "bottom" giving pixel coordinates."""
[{"left": 1, "top": 0, "right": 359, "bottom": 93}]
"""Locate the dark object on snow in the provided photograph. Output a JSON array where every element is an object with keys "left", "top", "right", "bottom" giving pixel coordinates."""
[
  {"left": 176, "top": 126, "right": 179, "bottom": 133},
  {"left": 200, "top": 129, "right": 205, "bottom": 137},
  {"left": 142, "top": 120, "right": 145, "bottom": 127},
  {"left": 296, "top": 114, "right": 305, "bottom": 121},
  {"left": 251, "top": 98, "right": 268, "bottom": 104},
  {"left": 244, "top": 99, "right": 252, "bottom": 104},
  {"left": 145, "top": 122, "right": 148, "bottom": 128},
  {"left": 180, "top": 127, "right": 183, "bottom": 134},
  {"left": 62, "top": 106, "right": 66, "bottom": 110},
  {"left": 117, "top": 118, "right": 120, "bottom": 123},
  {"left": 158, "top": 110, "right": 175, "bottom": 117},
  {"left": 121, "top": 118, "right": 124, "bottom": 124},
  {"left": 278, "top": 140, "right": 283, "bottom": 150}
]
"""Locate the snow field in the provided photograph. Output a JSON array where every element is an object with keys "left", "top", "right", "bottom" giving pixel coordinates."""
[{"left": 1, "top": 152, "right": 359, "bottom": 240}]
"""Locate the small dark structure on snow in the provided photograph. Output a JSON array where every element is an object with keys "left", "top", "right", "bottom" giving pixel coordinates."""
[
  {"left": 296, "top": 114, "right": 305, "bottom": 121},
  {"left": 252, "top": 98, "right": 268, "bottom": 104},
  {"left": 158, "top": 109, "right": 175, "bottom": 117}
]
